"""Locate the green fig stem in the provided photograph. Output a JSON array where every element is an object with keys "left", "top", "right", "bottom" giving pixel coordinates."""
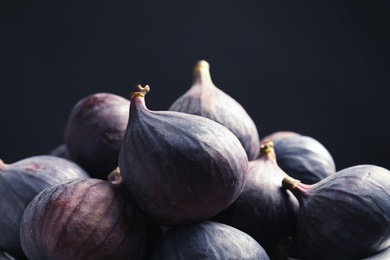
[
  {"left": 193, "top": 60, "right": 213, "bottom": 84},
  {"left": 131, "top": 84, "right": 150, "bottom": 99},
  {"left": 259, "top": 140, "right": 277, "bottom": 163}
]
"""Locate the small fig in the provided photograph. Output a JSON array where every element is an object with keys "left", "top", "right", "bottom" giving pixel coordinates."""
[
  {"left": 212, "top": 140, "right": 299, "bottom": 255},
  {"left": 119, "top": 85, "right": 248, "bottom": 226},
  {"left": 282, "top": 164, "right": 390, "bottom": 260},
  {"left": 169, "top": 60, "right": 261, "bottom": 161},
  {"left": 64, "top": 92, "right": 130, "bottom": 179},
  {"left": 148, "top": 221, "right": 270, "bottom": 260},
  {"left": 0, "top": 155, "right": 90, "bottom": 258},
  {"left": 20, "top": 178, "right": 147, "bottom": 260},
  {"left": 273, "top": 135, "right": 336, "bottom": 184},
  {"left": 261, "top": 130, "right": 300, "bottom": 143}
]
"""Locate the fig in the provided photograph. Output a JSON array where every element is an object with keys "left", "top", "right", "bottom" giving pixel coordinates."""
[
  {"left": 273, "top": 135, "right": 336, "bottom": 184},
  {"left": 118, "top": 85, "right": 248, "bottom": 226},
  {"left": 0, "top": 155, "right": 90, "bottom": 258},
  {"left": 148, "top": 220, "right": 270, "bottom": 260},
  {"left": 282, "top": 164, "right": 390, "bottom": 260},
  {"left": 169, "top": 60, "right": 261, "bottom": 161},
  {"left": 20, "top": 178, "right": 147, "bottom": 260},
  {"left": 212, "top": 140, "right": 299, "bottom": 255},
  {"left": 64, "top": 92, "right": 130, "bottom": 179}
]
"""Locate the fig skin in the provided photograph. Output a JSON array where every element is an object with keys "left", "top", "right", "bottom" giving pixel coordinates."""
[
  {"left": 119, "top": 85, "right": 249, "bottom": 226},
  {"left": 212, "top": 140, "right": 299, "bottom": 255},
  {"left": 283, "top": 164, "right": 390, "bottom": 260},
  {"left": 148, "top": 221, "right": 270, "bottom": 260},
  {"left": 273, "top": 135, "right": 336, "bottom": 184},
  {"left": 64, "top": 92, "right": 130, "bottom": 179},
  {"left": 0, "top": 155, "right": 90, "bottom": 259},
  {"left": 20, "top": 178, "right": 147, "bottom": 260},
  {"left": 169, "top": 60, "right": 261, "bottom": 161}
]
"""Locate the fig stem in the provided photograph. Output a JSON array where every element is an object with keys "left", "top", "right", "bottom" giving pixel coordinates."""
[
  {"left": 259, "top": 140, "right": 276, "bottom": 162},
  {"left": 131, "top": 85, "right": 150, "bottom": 99},
  {"left": 193, "top": 60, "right": 212, "bottom": 84},
  {"left": 282, "top": 176, "right": 301, "bottom": 190},
  {"left": 108, "top": 167, "right": 123, "bottom": 185}
]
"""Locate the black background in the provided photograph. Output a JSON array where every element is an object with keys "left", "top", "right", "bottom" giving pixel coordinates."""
[{"left": 1, "top": 1, "right": 389, "bottom": 171}]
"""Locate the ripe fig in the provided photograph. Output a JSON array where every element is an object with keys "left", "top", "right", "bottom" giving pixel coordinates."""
[
  {"left": 64, "top": 92, "right": 130, "bottom": 179},
  {"left": 20, "top": 178, "right": 147, "bottom": 260},
  {"left": 212, "top": 140, "right": 299, "bottom": 255},
  {"left": 118, "top": 85, "right": 248, "bottom": 226},
  {"left": 148, "top": 221, "right": 270, "bottom": 260},
  {"left": 0, "top": 155, "right": 89, "bottom": 259},
  {"left": 282, "top": 164, "right": 390, "bottom": 260},
  {"left": 273, "top": 135, "right": 336, "bottom": 184},
  {"left": 169, "top": 60, "right": 261, "bottom": 161}
]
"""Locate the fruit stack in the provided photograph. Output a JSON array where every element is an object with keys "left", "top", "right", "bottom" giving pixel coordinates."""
[{"left": 1, "top": 60, "right": 390, "bottom": 260}]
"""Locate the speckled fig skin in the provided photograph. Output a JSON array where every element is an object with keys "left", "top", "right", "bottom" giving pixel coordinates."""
[
  {"left": 20, "top": 178, "right": 147, "bottom": 260},
  {"left": 273, "top": 135, "right": 336, "bottom": 184},
  {"left": 148, "top": 221, "right": 270, "bottom": 260},
  {"left": 119, "top": 85, "right": 249, "bottom": 226},
  {"left": 64, "top": 92, "right": 130, "bottom": 179},
  {"left": 169, "top": 60, "right": 261, "bottom": 161},
  {"left": 212, "top": 141, "right": 299, "bottom": 255},
  {"left": 283, "top": 165, "right": 390, "bottom": 260},
  {"left": 0, "top": 155, "right": 90, "bottom": 259}
]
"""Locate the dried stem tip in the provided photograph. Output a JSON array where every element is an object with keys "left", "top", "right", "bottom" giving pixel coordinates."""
[
  {"left": 282, "top": 176, "right": 301, "bottom": 190},
  {"left": 131, "top": 85, "right": 150, "bottom": 98}
]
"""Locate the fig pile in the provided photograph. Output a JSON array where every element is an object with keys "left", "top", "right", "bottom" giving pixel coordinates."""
[{"left": 1, "top": 60, "right": 390, "bottom": 260}]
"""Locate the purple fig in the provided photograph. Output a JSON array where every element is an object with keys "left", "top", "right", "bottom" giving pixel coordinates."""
[
  {"left": 282, "top": 164, "right": 390, "bottom": 259},
  {"left": 118, "top": 85, "right": 248, "bottom": 226},
  {"left": 148, "top": 221, "right": 270, "bottom": 260},
  {"left": 64, "top": 92, "right": 130, "bottom": 179},
  {"left": 0, "top": 155, "right": 89, "bottom": 258},
  {"left": 212, "top": 140, "right": 299, "bottom": 255},
  {"left": 20, "top": 178, "right": 147, "bottom": 260},
  {"left": 169, "top": 60, "right": 261, "bottom": 161}
]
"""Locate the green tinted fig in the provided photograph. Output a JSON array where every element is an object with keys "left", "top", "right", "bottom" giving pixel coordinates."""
[
  {"left": 169, "top": 60, "right": 261, "bottom": 161},
  {"left": 119, "top": 85, "right": 248, "bottom": 226},
  {"left": 148, "top": 221, "right": 270, "bottom": 260},
  {"left": 20, "top": 178, "right": 147, "bottom": 260},
  {"left": 0, "top": 155, "right": 89, "bottom": 258},
  {"left": 64, "top": 92, "right": 130, "bottom": 179},
  {"left": 282, "top": 164, "right": 390, "bottom": 260}
]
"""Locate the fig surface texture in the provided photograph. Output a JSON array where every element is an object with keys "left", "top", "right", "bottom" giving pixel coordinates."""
[
  {"left": 64, "top": 92, "right": 130, "bottom": 179},
  {"left": 0, "top": 155, "right": 89, "bottom": 258},
  {"left": 20, "top": 178, "right": 147, "bottom": 260},
  {"left": 283, "top": 164, "right": 390, "bottom": 260},
  {"left": 148, "top": 221, "right": 270, "bottom": 260}
]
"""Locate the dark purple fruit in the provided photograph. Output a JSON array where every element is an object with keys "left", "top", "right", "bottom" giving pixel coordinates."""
[
  {"left": 212, "top": 140, "right": 299, "bottom": 255},
  {"left": 148, "top": 221, "right": 270, "bottom": 260},
  {"left": 64, "top": 92, "right": 130, "bottom": 179},
  {"left": 273, "top": 135, "right": 336, "bottom": 184},
  {"left": 0, "top": 155, "right": 89, "bottom": 258},
  {"left": 169, "top": 60, "right": 261, "bottom": 161},
  {"left": 119, "top": 85, "right": 248, "bottom": 226},
  {"left": 20, "top": 178, "right": 147, "bottom": 260},
  {"left": 282, "top": 164, "right": 390, "bottom": 260}
]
